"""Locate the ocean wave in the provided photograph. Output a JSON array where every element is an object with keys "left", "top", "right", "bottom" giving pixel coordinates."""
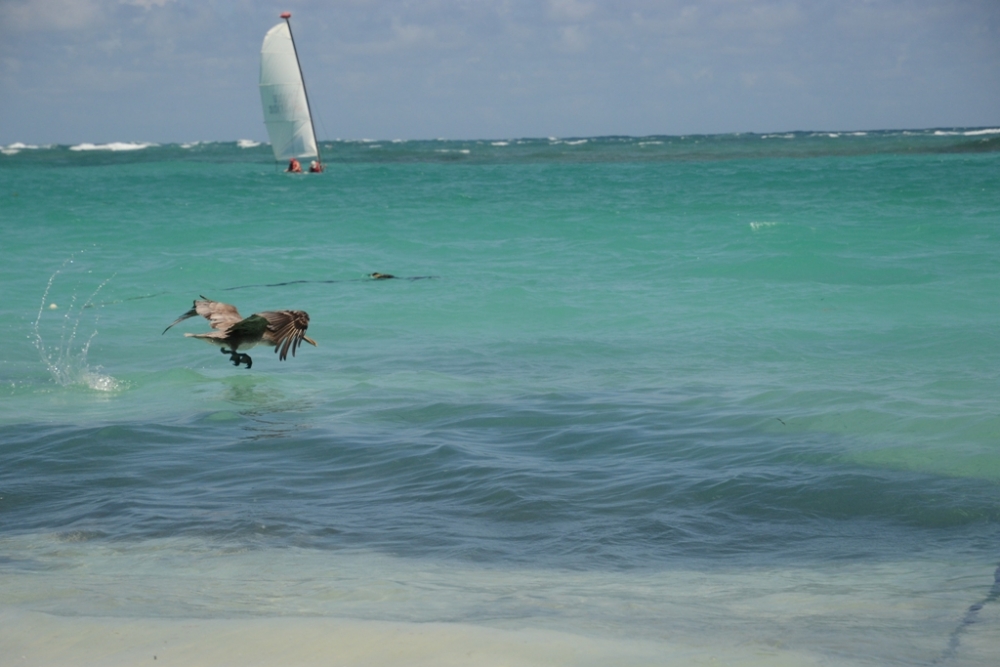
[
  {"left": 964, "top": 128, "right": 1000, "bottom": 136},
  {"left": 236, "top": 139, "right": 261, "bottom": 149},
  {"left": 1, "top": 142, "right": 45, "bottom": 155},
  {"left": 69, "top": 142, "right": 156, "bottom": 152}
]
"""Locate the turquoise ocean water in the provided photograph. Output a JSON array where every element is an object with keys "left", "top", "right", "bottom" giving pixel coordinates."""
[{"left": 2, "top": 130, "right": 999, "bottom": 665}]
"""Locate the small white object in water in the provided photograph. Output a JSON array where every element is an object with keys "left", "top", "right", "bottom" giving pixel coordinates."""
[{"left": 48, "top": 303, "right": 58, "bottom": 310}]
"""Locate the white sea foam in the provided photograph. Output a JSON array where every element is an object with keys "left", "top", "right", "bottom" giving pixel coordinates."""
[
  {"left": 491, "top": 141, "right": 509, "bottom": 146},
  {"left": 236, "top": 139, "right": 261, "bottom": 148},
  {"left": 637, "top": 141, "right": 663, "bottom": 147},
  {"left": 750, "top": 221, "right": 779, "bottom": 231},
  {"left": 2, "top": 142, "right": 44, "bottom": 155},
  {"left": 180, "top": 141, "right": 200, "bottom": 149},
  {"left": 69, "top": 142, "right": 155, "bottom": 152},
  {"left": 564, "top": 139, "right": 588, "bottom": 145},
  {"left": 435, "top": 149, "right": 471, "bottom": 154},
  {"left": 934, "top": 131, "right": 960, "bottom": 136},
  {"left": 762, "top": 133, "right": 795, "bottom": 139},
  {"left": 964, "top": 128, "right": 1000, "bottom": 136}
]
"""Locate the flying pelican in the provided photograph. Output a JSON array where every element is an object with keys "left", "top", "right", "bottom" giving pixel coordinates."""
[{"left": 163, "top": 296, "right": 316, "bottom": 368}]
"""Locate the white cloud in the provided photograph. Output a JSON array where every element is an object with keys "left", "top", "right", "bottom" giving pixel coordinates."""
[
  {"left": 555, "top": 25, "right": 590, "bottom": 53},
  {"left": 4, "top": 0, "right": 102, "bottom": 31},
  {"left": 548, "top": 0, "right": 596, "bottom": 23},
  {"left": 121, "top": 0, "right": 174, "bottom": 7},
  {"left": 390, "top": 19, "right": 440, "bottom": 48}
]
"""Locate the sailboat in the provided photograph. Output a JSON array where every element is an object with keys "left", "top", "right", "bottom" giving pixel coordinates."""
[{"left": 259, "top": 12, "right": 323, "bottom": 172}]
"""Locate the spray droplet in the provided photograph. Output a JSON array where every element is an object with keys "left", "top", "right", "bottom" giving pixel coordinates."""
[{"left": 48, "top": 303, "right": 58, "bottom": 310}]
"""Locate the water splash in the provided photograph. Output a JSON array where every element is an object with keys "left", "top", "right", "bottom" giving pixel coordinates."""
[{"left": 32, "top": 258, "right": 124, "bottom": 392}]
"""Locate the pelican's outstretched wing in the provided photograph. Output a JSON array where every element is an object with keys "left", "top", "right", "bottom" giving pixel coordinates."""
[
  {"left": 258, "top": 310, "right": 317, "bottom": 360},
  {"left": 163, "top": 296, "right": 243, "bottom": 334}
]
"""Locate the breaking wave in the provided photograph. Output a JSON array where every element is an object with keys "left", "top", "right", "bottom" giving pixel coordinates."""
[{"left": 69, "top": 142, "right": 156, "bottom": 152}]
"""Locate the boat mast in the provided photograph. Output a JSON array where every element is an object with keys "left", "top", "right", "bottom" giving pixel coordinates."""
[{"left": 281, "top": 12, "right": 322, "bottom": 168}]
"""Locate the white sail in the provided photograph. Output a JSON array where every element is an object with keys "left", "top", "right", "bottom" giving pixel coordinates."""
[{"left": 259, "top": 22, "right": 318, "bottom": 162}]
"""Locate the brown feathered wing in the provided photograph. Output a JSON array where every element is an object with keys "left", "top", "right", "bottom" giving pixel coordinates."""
[
  {"left": 258, "top": 310, "right": 317, "bottom": 360},
  {"left": 163, "top": 296, "right": 243, "bottom": 335}
]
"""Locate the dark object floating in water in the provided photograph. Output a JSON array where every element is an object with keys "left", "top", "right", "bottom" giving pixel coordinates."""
[
  {"left": 162, "top": 296, "right": 316, "bottom": 369},
  {"left": 222, "top": 274, "right": 437, "bottom": 291}
]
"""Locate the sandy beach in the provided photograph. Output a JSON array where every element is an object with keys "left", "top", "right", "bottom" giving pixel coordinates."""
[{"left": 2, "top": 608, "right": 832, "bottom": 667}]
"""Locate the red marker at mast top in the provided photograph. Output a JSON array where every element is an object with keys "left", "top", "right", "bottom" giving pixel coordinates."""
[{"left": 281, "top": 12, "right": 291, "bottom": 19}]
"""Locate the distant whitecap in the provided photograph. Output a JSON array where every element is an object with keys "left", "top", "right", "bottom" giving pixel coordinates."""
[
  {"left": 964, "top": 128, "right": 1000, "bottom": 136},
  {"left": 70, "top": 142, "right": 155, "bottom": 152},
  {"left": 2, "top": 142, "right": 42, "bottom": 155},
  {"left": 236, "top": 139, "right": 261, "bottom": 148}
]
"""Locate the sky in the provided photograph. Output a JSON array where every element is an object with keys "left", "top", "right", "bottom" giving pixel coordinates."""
[{"left": 1, "top": 0, "right": 998, "bottom": 144}]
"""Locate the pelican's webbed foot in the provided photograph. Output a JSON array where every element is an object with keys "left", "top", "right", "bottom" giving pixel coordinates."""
[{"left": 221, "top": 347, "right": 252, "bottom": 368}]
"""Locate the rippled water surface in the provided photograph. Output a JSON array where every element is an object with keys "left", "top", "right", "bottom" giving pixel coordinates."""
[{"left": 2, "top": 130, "right": 999, "bottom": 665}]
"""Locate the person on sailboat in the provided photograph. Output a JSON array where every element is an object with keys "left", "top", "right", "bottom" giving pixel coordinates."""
[
  {"left": 309, "top": 160, "right": 324, "bottom": 173},
  {"left": 287, "top": 158, "right": 303, "bottom": 173}
]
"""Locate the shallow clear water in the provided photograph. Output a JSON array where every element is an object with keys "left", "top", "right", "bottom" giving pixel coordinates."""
[{"left": 1, "top": 130, "right": 999, "bottom": 665}]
